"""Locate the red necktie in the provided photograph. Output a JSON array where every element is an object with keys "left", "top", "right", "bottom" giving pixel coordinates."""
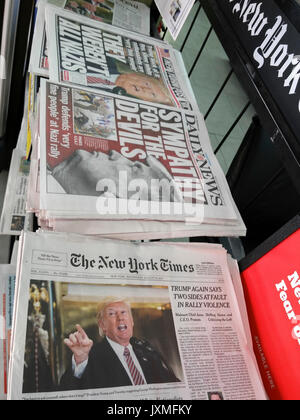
[
  {"left": 87, "top": 76, "right": 114, "bottom": 85},
  {"left": 123, "top": 347, "right": 145, "bottom": 385}
]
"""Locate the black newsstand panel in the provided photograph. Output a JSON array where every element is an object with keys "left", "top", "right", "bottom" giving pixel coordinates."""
[{"left": 201, "top": 0, "right": 300, "bottom": 195}]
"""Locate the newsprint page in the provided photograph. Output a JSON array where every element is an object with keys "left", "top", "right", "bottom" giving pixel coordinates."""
[
  {"left": 30, "top": 0, "right": 151, "bottom": 77},
  {"left": 48, "top": 0, "right": 151, "bottom": 35},
  {"left": 39, "top": 79, "right": 240, "bottom": 224},
  {"left": 8, "top": 232, "right": 266, "bottom": 400},
  {"left": 45, "top": 5, "right": 197, "bottom": 111}
]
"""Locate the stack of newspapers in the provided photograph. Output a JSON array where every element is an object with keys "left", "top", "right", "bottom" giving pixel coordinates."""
[
  {"left": 5, "top": 231, "right": 267, "bottom": 400},
  {"left": 0, "top": 1, "right": 268, "bottom": 402},
  {"left": 23, "top": 0, "right": 246, "bottom": 240}
]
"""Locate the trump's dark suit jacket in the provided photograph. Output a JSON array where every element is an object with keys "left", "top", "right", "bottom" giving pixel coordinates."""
[{"left": 60, "top": 337, "right": 180, "bottom": 391}]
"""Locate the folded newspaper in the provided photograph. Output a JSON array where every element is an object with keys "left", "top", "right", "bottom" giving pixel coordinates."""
[
  {"left": 26, "top": 1, "right": 247, "bottom": 238},
  {"left": 155, "top": 0, "right": 196, "bottom": 41},
  {"left": 30, "top": 77, "right": 246, "bottom": 237},
  {"left": 30, "top": 0, "right": 151, "bottom": 77},
  {"left": 8, "top": 231, "right": 266, "bottom": 400},
  {"left": 0, "top": 148, "right": 33, "bottom": 236},
  {"left": 43, "top": 4, "right": 197, "bottom": 111}
]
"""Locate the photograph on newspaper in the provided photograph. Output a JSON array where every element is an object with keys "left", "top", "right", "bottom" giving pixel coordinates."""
[
  {"left": 45, "top": 5, "right": 195, "bottom": 111},
  {"left": 8, "top": 232, "right": 267, "bottom": 400},
  {"left": 22, "top": 281, "right": 183, "bottom": 395},
  {"left": 39, "top": 79, "right": 239, "bottom": 222},
  {"left": 56, "top": 0, "right": 116, "bottom": 25},
  {"left": 155, "top": 0, "right": 196, "bottom": 40}
]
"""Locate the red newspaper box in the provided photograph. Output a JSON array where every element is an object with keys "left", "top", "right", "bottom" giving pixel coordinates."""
[{"left": 239, "top": 215, "right": 300, "bottom": 400}]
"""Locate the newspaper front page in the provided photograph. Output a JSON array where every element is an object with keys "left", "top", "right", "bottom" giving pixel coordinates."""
[
  {"left": 39, "top": 79, "right": 241, "bottom": 225},
  {"left": 155, "top": 0, "right": 195, "bottom": 41},
  {"left": 8, "top": 232, "right": 266, "bottom": 400},
  {"left": 45, "top": 5, "right": 196, "bottom": 111},
  {"left": 109, "top": 0, "right": 150, "bottom": 35},
  {"left": 30, "top": 0, "right": 151, "bottom": 77},
  {"left": 0, "top": 265, "right": 16, "bottom": 400}
]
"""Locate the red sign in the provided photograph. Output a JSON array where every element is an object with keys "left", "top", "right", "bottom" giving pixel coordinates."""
[{"left": 241, "top": 226, "right": 300, "bottom": 400}]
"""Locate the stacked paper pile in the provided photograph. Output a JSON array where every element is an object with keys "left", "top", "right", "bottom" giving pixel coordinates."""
[
  {"left": 6, "top": 231, "right": 266, "bottom": 400},
  {"left": 25, "top": 1, "right": 246, "bottom": 240},
  {"left": 0, "top": 1, "right": 268, "bottom": 402}
]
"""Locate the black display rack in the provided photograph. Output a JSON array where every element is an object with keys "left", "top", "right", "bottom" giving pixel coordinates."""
[{"left": 0, "top": 0, "right": 35, "bottom": 171}]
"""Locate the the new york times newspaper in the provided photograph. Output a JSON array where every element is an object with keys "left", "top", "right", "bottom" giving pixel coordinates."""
[
  {"left": 39, "top": 79, "right": 239, "bottom": 223},
  {"left": 44, "top": 5, "right": 197, "bottom": 111},
  {"left": 30, "top": 0, "right": 151, "bottom": 77},
  {"left": 8, "top": 232, "right": 266, "bottom": 400}
]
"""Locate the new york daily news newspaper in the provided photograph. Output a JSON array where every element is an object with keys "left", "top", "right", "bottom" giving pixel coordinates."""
[
  {"left": 28, "top": 4, "right": 246, "bottom": 232},
  {"left": 25, "top": 97, "right": 244, "bottom": 239},
  {"left": 28, "top": 159, "right": 246, "bottom": 239},
  {"left": 30, "top": 0, "right": 151, "bottom": 77},
  {"left": 38, "top": 78, "right": 243, "bottom": 226},
  {"left": 44, "top": 4, "right": 198, "bottom": 112},
  {"left": 8, "top": 232, "right": 266, "bottom": 400}
]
